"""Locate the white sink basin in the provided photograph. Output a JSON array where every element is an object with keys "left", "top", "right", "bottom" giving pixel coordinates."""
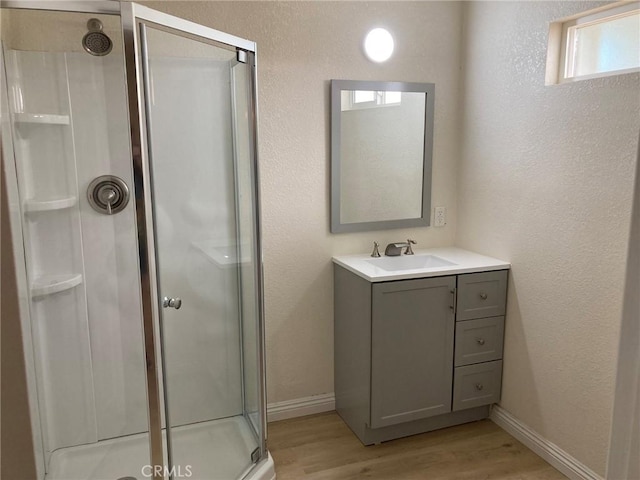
[{"left": 366, "top": 254, "right": 457, "bottom": 272}]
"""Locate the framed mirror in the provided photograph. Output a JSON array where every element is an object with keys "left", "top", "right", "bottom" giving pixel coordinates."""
[{"left": 330, "top": 79, "right": 435, "bottom": 233}]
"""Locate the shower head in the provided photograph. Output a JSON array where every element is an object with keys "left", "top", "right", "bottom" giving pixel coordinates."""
[{"left": 82, "top": 18, "right": 112, "bottom": 56}]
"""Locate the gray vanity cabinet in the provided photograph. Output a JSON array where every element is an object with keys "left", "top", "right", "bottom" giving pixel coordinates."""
[
  {"left": 334, "top": 264, "right": 509, "bottom": 446},
  {"left": 371, "top": 277, "right": 455, "bottom": 428}
]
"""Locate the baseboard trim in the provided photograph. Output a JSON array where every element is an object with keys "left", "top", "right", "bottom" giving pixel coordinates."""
[
  {"left": 490, "top": 405, "right": 604, "bottom": 480},
  {"left": 267, "top": 393, "right": 335, "bottom": 423}
]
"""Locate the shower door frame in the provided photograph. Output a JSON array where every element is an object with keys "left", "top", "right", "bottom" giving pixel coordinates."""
[
  {"left": 121, "top": 3, "right": 267, "bottom": 479},
  {"left": 0, "top": 2, "right": 268, "bottom": 479}
]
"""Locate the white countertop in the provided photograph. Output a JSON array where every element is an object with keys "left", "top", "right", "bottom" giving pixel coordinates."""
[{"left": 332, "top": 247, "right": 510, "bottom": 282}]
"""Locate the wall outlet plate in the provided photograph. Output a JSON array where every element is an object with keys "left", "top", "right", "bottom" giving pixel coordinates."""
[{"left": 434, "top": 206, "right": 446, "bottom": 227}]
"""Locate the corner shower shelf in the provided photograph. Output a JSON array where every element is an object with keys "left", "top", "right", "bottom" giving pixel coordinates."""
[
  {"left": 24, "top": 196, "right": 77, "bottom": 213},
  {"left": 31, "top": 273, "right": 82, "bottom": 298},
  {"left": 13, "top": 113, "right": 70, "bottom": 125}
]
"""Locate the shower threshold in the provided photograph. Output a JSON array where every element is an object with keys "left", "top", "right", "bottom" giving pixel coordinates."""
[{"left": 46, "top": 415, "right": 258, "bottom": 480}]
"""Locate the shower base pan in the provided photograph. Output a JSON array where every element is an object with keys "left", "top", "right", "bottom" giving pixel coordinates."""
[{"left": 46, "top": 416, "right": 275, "bottom": 480}]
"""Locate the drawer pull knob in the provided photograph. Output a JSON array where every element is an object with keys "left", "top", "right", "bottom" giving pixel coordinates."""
[
  {"left": 475, "top": 383, "right": 484, "bottom": 391},
  {"left": 479, "top": 292, "right": 488, "bottom": 300},
  {"left": 476, "top": 338, "right": 486, "bottom": 346}
]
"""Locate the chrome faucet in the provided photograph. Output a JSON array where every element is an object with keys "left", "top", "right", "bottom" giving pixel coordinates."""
[
  {"left": 371, "top": 241, "right": 381, "bottom": 257},
  {"left": 405, "top": 239, "right": 416, "bottom": 255},
  {"left": 384, "top": 239, "right": 417, "bottom": 256}
]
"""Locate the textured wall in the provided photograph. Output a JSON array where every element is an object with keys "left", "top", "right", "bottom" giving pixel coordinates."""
[
  {"left": 607, "top": 135, "right": 639, "bottom": 480},
  {"left": 457, "top": 2, "right": 639, "bottom": 475},
  {"left": 143, "top": 1, "right": 464, "bottom": 404}
]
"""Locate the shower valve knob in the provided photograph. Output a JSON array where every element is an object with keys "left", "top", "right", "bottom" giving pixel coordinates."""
[{"left": 162, "top": 297, "right": 182, "bottom": 309}]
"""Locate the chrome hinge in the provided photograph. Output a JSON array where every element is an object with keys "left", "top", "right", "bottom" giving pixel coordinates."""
[
  {"left": 251, "top": 447, "right": 260, "bottom": 464},
  {"left": 237, "top": 49, "right": 248, "bottom": 64}
]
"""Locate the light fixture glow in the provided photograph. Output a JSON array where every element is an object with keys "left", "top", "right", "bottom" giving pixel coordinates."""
[{"left": 364, "top": 28, "right": 394, "bottom": 63}]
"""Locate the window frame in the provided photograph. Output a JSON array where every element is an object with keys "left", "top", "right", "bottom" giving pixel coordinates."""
[
  {"left": 344, "top": 90, "right": 402, "bottom": 111},
  {"left": 547, "top": 1, "right": 640, "bottom": 85}
]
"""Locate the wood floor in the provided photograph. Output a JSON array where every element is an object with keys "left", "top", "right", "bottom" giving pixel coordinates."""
[{"left": 267, "top": 412, "right": 567, "bottom": 479}]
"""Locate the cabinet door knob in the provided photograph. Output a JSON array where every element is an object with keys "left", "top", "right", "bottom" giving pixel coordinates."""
[
  {"left": 475, "top": 383, "right": 484, "bottom": 391},
  {"left": 479, "top": 292, "right": 488, "bottom": 300},
  {"left": 476, "top": 338, "right": 485, "bottom": 346}
]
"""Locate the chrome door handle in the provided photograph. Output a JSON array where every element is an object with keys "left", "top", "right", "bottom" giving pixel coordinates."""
[{"left": 163, "top": 297, "right": 182, "bottom": 309}]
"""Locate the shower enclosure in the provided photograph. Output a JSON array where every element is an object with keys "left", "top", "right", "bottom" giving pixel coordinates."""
[{"left": 1, "top": 2, "right": 274, "bottom": 479}]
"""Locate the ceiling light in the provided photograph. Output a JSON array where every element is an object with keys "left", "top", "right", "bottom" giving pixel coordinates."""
[{"left": 364, "top": 28, "right": 394, "bottom": 63}]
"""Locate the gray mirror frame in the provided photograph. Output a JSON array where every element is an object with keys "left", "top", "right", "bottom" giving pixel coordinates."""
[{"left": 330, "top": 79, "right": 435, "bottom": 233}]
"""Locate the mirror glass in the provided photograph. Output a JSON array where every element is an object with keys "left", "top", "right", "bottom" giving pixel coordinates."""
[{"left": 331, "top": 80, "right": 435, "bottom": 233}]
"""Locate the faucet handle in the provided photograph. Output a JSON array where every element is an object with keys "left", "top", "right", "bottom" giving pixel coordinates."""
[
  {"left": 371, "top": 241, "right": 381, "bottom": 258},
  {"left": 405, "top": 239, "right": 417, "bottom": 255}
]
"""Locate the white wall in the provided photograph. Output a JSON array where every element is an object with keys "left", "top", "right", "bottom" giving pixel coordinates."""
[
  {"left": 143, "top": 0, "right": 465, "bottom": 404},
  {"left": 457, "top": 2, "right": 639, "bottom": 476}
]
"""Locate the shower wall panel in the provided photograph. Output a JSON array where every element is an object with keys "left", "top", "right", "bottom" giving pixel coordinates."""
[
  {"left": 66, "top": 53, "right": 148, "bottom": 441},
  {"left": 6, "top": 50, "right": 97, "bottom": 453},
  {"left": 6, "top": 48, "right": 148, "bottom": 454}
]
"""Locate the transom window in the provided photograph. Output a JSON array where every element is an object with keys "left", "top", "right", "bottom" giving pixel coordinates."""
[{"left": 547, "top": 2, "right": 640, "bottom": 84}]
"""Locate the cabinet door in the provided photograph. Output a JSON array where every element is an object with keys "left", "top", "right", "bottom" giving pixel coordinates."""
[{"left": 371, "top": 276, "right": 455, "bottom": 429}]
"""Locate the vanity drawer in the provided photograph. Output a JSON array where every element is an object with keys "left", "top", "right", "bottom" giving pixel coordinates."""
[
  {"left": 456, "top": 270, "right": 507, "bottom": 321},
  {"left": 455, "top": 316, "right": 504, "bottom": 366},
  {"left": 452, "top": 360, "right": 502, "bottom": 411}
]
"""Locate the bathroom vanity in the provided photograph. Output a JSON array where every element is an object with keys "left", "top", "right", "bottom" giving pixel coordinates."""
[{"left": 333, "top": 247, "right": 510, "bottom": 445}]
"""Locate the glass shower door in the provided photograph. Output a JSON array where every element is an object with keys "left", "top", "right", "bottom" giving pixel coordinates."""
[{"left": 133, "top": 13, "right": 264, "bottom": 480}]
